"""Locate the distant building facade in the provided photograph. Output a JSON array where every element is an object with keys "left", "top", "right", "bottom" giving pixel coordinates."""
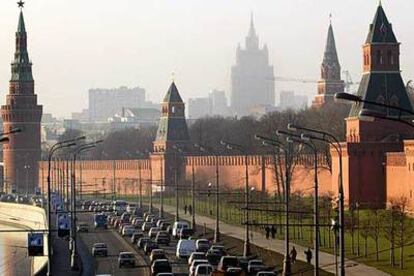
[
  {"left": 312, "top": 21, "right": 345, "bottom": 108},
  {"left": 108, "top": 107, "right": 160, "bottom": 129},
  {"left": 231, "top": 15, "right": 275, "bottom": 117},
  {"left": 88, "top": 86, "right": 145, "bottom": 122},
  {"left": 209, "top": 89, "right": 230, "bottom": 117},
  {"left": 188, "top": 97, "right": 211, "bottom": 120},
  {"left": 279, "top": 91, "right": 308, "bottom": 111},
  {"left": 1, "top": 8, "right": 42, "bottom": 194}
]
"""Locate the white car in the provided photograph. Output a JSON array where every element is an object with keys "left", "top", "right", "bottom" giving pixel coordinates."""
[
  {"left": 189, "top": 259, "right": 209, "bottom": 276},
  {"left": 194, "top": 264, "right": 214, "bottom": 276},
  {"left": 176, "top": 239, "right": 196, "bottom": 258},
  {"left": 122, "top": 225, "right": 135, "bottom": 236},
  {"left": 248, "top": 259, "right": 267, "bottom": 274},
  {"left": 172, "top": 221, "right": 190, "bottom": 238},
  {"left": 118, "top": 252, "right": 135, "bottom": 268},
  {"left": 188, "top": 252, "right": 207, "bottom": 266}
]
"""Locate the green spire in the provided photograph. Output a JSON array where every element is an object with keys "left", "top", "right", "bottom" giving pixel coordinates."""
[{"left": 17, "top": 10, "right": 26, "bottom": 33}]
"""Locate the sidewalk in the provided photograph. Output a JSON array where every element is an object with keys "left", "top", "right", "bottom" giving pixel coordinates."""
[{"left": 162, "top": 204, "right": 389, "bottom": 276}]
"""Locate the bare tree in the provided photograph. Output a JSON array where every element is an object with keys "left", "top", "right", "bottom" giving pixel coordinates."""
[{"left": 367, "top": 209, "right": 382, "bottom": 261}]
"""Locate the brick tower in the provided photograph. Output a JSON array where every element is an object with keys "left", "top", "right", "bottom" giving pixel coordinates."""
[
  {"left": 151, "top": 81, "right": 190, "bottom": 188},
  {"left": 312, "top": 20, "right": 345, "bottom": 108},
  {"left": 1, "top": 5, "right": 42, "bottom": 194},
  {"left": 332, "top": 3, "right": 413, "bottom": 207}
]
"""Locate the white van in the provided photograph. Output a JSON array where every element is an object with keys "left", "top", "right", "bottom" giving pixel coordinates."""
[
  {"left": 176, "top": 239, "right": 196, "bottom": 258},
  {"left": 172, "top": 221, "right": 190, "bottom": 238}
]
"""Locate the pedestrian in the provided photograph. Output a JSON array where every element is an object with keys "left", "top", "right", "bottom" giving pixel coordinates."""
[
  {"left": 304, "top": 247, "right": 312, "bottom": 264},
  {"left": 290, "top": 246, "right": 297, "bottom": 264},
  {"left": 184, "top": 204, "right": 188, "bottom": 214},
  {"left": 188, "top": 205, "right": 193, "bottom": 215},
  {"left": 265, "top": 226, "right": 270, "bottom": 239},
  {"left": 270, "top": 225, "right": 276, "bottom": 239}
]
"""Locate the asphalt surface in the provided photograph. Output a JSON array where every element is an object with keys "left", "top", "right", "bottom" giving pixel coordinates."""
[{"left": 77, "top": 210, "right": 189, "bottom": 276}]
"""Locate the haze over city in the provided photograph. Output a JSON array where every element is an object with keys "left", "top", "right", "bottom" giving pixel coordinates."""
[{"left": 0, "top": 0, "right": 413, "bottom": 117}]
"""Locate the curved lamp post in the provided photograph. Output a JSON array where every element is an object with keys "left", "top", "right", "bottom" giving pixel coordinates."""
[
  {"left": 46, "top": 136, "right": 85, "bottom": 276},
  {"left": 194, "top": 143, "right": 221, "bottom": 243},
  {"left": 287, "top": 123, "right": 345, "bottom": 276},
  {"left": 220, "top": 140, "right": 251, "bottom": 257}
]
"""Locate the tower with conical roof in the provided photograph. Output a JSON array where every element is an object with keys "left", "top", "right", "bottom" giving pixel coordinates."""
[
  {"left": 312, "top": 20, "right": 345, "bottom": 108},
  {"left": 231, "top": 14, "right": 275, "bottom": 116},
  {"left": 153, "top": 81, "right": 190, "bottom": 153},
  {"left": 1, "top": 3, "right": 42, "bottom": 193},
  {"left": 346, "top": 3, "right": 413, "bottom": 142},
  {"left": 151, "top": 81, "right": 190, "bottom": 190}
]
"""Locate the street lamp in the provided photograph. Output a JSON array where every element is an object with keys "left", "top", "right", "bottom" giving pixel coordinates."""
[
  {"left": 46, "top": 136, "right": 84, "bottom": 276},
  {"left": 282, "top": 132, "right": 320, "bottom": 276},
  {"left": 194, "top": 143, "right": 221, "bottom": 243},
  {"left": 287, "top": 123, "right": 345, "bottom": 276},
  {"left": 220, "top": 140, "right": 251, "bottom": 257},
  {"left": 70, "top": 140, "right": 102, "bottom": 270},
  {"left": 172, "top": 145, "right": 184, "bottom": 222},
  {"left": 255, "top": 134, "right": 292, "bottom": 275}
]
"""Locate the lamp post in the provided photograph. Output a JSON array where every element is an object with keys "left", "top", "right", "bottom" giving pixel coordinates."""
[
  {"left": 288, "top": 123, "right": 345, "bottom": 276},
  {"left": 255, "top": 134, "right": 291, "bottom": 275},
  {"left": 70, "top": 140, "right": 102, "bottom": 270},
  {"left": 24, "top": 164, "right": 30, "bottom": 195},
  {"left": 172, "top": 145, "right": 183, "bottom": 222},
  {"left": 194, "top": 143, "right": 221, "bottom": 243},
  {"left": 220, "top": 140, "right": 251, "bottom": 257},
  {"left": 278, "top": 131, "right": 320, "bottom": 276},
  {"left": 46, "top": 136, "right": 84, "bottom": 276}
]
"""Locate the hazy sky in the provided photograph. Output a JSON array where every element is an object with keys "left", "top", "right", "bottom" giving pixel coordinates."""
[{"left": 0, "top": 0, "right": 413, "bottom": 117}]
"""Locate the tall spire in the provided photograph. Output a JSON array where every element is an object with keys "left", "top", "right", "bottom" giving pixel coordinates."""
[
  {"left": 245, "top": 12, "right": 259, "bottom": 49},
  {"left": 248, "top": 12, "right": 256, "bottom": 37},
  {"left": 366, "top": 2, "right": 397, "bottom": 43},
  {"left": 11, "top": 3, "right": 32, "bottom": 83},
  {"left": 323, "top": 20, "right": 339, "bottom": 65}
]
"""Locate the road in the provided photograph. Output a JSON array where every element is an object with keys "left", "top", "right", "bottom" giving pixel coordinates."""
[
  {"left": 77, "top": 210, "right": 150, "bottom": 275},
  {"left": 77, "top": 210, "right": 189, "bottom": 276}
]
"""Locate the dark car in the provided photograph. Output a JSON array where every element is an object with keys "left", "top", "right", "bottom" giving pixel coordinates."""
[
  {"left": 131, "top": 231, "right": 144, "bottom": 243},
  {"left": 151, "top": 259, "right": 172, "bottom": 276},
  {"left": 137, "top": 237, "right": 151, "bottom": 249},
  {"left": 149, "top": 249, "right": 167, "bottom": 264},
  {"left": 144, "top": 240, "right": 159, "bottom": 255},
  {"left": 218, "top": 256, "right": 240, "bottom": 272},
  {"left": 155, "top": 231, "right": 170, "bottom": 246},
  {"left": 206, "top": 249, "right": 223, "bottom": 266},
  {"left": 160, "top": 222, "right": 171, "bottom": 231},
  {"left": 178, "top": 228, "right": 194, "bottom": 239}
]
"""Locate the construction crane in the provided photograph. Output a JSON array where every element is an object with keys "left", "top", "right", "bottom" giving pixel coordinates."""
[{"left": 268, "top": 70, "right": 360, "bottom": 92}]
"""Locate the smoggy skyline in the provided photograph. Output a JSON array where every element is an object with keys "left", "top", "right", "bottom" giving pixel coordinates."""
[{"left": 0, "top": 0, "right": 413, "bottom": 117}]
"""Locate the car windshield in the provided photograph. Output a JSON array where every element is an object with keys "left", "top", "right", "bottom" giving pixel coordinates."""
[
  {"left": 121, "top": 253, "right": 134, "bottom": 258},
  {"left": 95, "top": 244, "right": 106, "bottom": 248},
  {"left": 250, "top": 260, "right": 263, "bottom": 265},
  {"left": 224, "top": 257, "right": 238, "bottom": 266}
]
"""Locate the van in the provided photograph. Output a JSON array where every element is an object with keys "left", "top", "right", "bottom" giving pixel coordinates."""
[
  {"left": 172, "top": 221, "right": 190, "bottom": 238},
  {"left": 176, "top": 239, "right": 196, "bottom": 258}
]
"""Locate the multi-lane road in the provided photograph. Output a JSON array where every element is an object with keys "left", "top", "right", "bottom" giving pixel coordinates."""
[{"left": 77, "top": 210, "right": 189, "bottom": 276}]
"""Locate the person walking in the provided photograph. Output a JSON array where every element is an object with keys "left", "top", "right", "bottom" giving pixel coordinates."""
[
  {"left": 188, "top": 204, "right": 192, "bottom": 215},
  {"left": 184, "top": 204, "right": 188, "bottom": 214},
  {"left": 290, "top": 246, "right": 297, "bottom": 264},
  {"left": 265, "top": 226, "right": 270, "bottom": 239},
  {"left": 304, "top": 247, "right": 312, "bottom": 264},
  {"left": 270, "top": 225, "right": 276, "bottom": 239}
]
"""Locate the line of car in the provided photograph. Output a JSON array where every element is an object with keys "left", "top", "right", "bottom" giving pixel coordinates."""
[{"left": 83, "top": 200, "right": 279, "bottom": 276}]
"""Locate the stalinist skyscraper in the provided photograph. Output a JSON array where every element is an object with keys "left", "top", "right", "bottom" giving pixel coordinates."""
[
  {"left": 231, "top": 15, "right": 275, "bottom": 117},
  {"left": 1, "top": 2, "right": 42, "bottom": 193}
]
